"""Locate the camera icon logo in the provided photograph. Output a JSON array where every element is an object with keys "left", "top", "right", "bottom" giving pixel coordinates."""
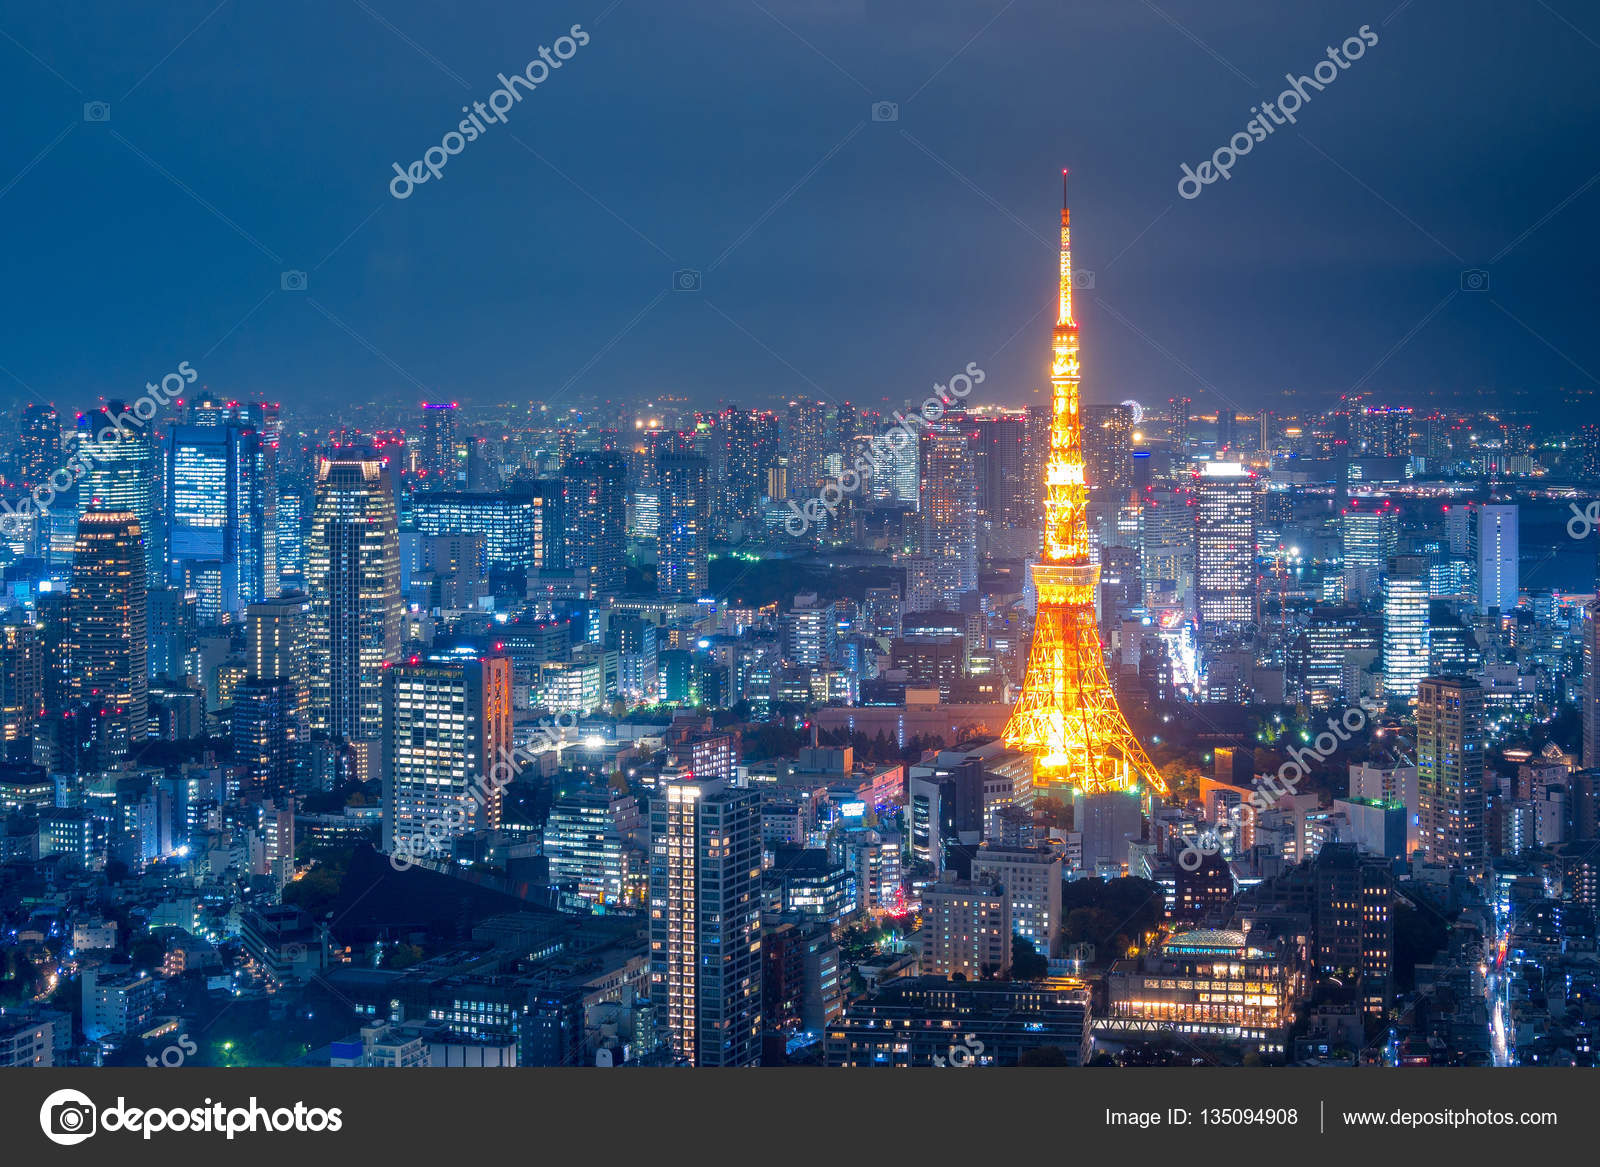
[
  {"left": 281, "top": 270, "right": 308, "bottom": 292},
  {"left": 672, "top": 269, "right": 701, "bottom": 292},
  {"left": 1460, "top": 268, "right": 1490, "bottom": 292},
  {"left": 871, "top": 101, "right": 899, "bottom": 122},
  {"left": 40, "top": 1088, "right": 97, "bottom": 1146},
  {"left": 83, "top": 101, "right": 111, "bottom": 123},
  {"left": 1070, "top": 268, "right": 1096, "bottom": 291}
]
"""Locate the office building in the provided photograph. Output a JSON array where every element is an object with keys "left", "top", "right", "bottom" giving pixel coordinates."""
[
  {"left": 76, "top": 405, "right": 158, "bottom": 583},
  {"left": 1382, "top": 555, "right": 1431, "bottom": 699},
  {"left": 1193, "top": 462, "right": 1255, "bottom": 628},
  {"left": 827, "top": 977, "right": 1092, "bottom": 1067},
  {"left": 918, "top": 423, "right": 978, "bottom": 600},
  {"left": 1474, "top": 504, "right": 1518, "bottom": 614},
  {"left": 164, "top": 422, "right": 267, "bottom": 622},
  {"left": 1314, "top": 841, "right": 1393, "bottom": 1015},
  {"left": 1584, "top": 600, "right": 1600, "bottom": 770}
]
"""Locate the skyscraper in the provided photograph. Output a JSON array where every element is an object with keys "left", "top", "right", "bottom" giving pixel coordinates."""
[
  {"left": 1339, "top": 495, "right": 1398, "bottom": 602},
  {"left": 649, "top": 776, "right": 761, "bottom": 1067},
  {"left": 233, "top": 678, "right": 297, "bottom": 800},
  {"left": 918, "top": 422, "right": 978, "bottom": 599},
  {"left": 383, "top": 652, "right": 513, "bottom": 861},
  {"left": 1474, "top": 504, "right": 1518, "bottom": 614},
  {"left": 785, "top": 399, "right": 830, "bottom": 495},
  {"left": 164, "top": 423, "right": 267, "bottom": 622},
  {"left": 0, "top": 622, "right": 43, "bottom": 755},
  {"left": 76, "top": 406, "right": 157, "bottom": 584},
  {"left": 1583, "top": 599, "right": 1599, "bottom": 770},
  {"left": 417, "top": 402, "right": 459, "bottom": 482},
  {"left": 1416, "top": 676, "right": 1485, "bottom": 875},
  {"left": 656, "top": 452, "right": 709, "bottom": 599},
  {"left": 1083, "top": 403, "right": 1133, "bottom": 500},
  {"left": 68, "top": 511, "right": 148, "bottom": 756},
  {"left": 718, "top": 409, "right": 779, "bottom": 530},
  {"left": 563, "top": 452, "right": 627, "bottom": 594},
  {"left": 307, "top": 453, "right": 401, "bottom": 740},
  {"left": 1193, "top": 461, "right": 1256, "bottom": 629},
  {"left": 246, "top": 594, "right": 311, "bottom": 739},
  {"left": 970, "top": 412, "right": 1031, "bottom": 529},
  {"left": 1382, "top": 555, "right": 1431, "bottom": 700},
  {"left": 17, "top": 402, "right": 60, "bottom": 490}
]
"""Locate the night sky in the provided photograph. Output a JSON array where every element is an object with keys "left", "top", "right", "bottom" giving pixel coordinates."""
[{"left": 1, "top": 0, "right": 1597, "bottom": 415}]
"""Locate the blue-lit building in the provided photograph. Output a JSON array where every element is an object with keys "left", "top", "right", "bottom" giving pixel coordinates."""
[{"left": 163, "top": 423, "right": 267, "bottom": 623}]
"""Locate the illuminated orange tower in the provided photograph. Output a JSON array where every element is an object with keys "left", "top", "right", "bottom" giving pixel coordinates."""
[{"left": 1003, "top": 172, "right": 1167, "bottom": 798}]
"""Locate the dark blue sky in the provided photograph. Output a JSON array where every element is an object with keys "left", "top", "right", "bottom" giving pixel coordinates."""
[{"left": 2, "top": 0, "right": 1597, "bottom": 416}]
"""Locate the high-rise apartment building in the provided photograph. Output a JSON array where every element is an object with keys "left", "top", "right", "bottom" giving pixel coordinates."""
[
  {"left": 17, "top": 402, "right": 60, "bottom": 490},
  {"left": 970, "top": 412, "right": 1032, "bottom": 529},
  {"left": 918, "top": 423, "right": 978, "bottom": 599},
  {"left": 649, "top": 776, "right": 762, "bottom": 1067},
  {"left": 417, "top": 402, "right": 459, "bottom": 482},
  {"left": 68, "top": 511, "right": 149, "bottom": 756},
  {"left": 656, "top": 452, "right": 709, "bottom": 599},
  {"left": 563, "top": 452, "right": 627, "bottom": 594},
  {"left": 307, "top": 453, "right": 401, "bottom": 740},
  {"left": 382, "top": 652, "right": 514, "bottom": 860},
  {"left": 1416, "top": 676, "right": 1485, "bottom": 875}
]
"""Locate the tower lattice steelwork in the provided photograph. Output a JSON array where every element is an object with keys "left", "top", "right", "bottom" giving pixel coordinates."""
[{"left": 1003, "top": 172, "right": 1167, "bottom": 797}]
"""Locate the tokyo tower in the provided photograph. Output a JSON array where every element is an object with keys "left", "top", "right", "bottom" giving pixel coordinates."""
[{"left": 1003, "top": 171, "right": 1167, "bottom": 798}]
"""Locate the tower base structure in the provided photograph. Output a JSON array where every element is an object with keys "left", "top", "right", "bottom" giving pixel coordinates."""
[{"left": 1004, "top": 561, "right": 1167, "bottom": 798}]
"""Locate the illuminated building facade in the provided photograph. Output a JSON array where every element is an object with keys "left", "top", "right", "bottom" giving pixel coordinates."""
[
  {"left": 1193, "top": 461, "right": 1256, "bottom": 628},
  {"left": 649, "top": 776, "right": 762, "bottom": 1066},
  {"left": 656, "top": 452, "right": 709, "bottom": 599},
  {"left": 918, "top": 423, "right": 978, "bottom": 598},
  {"left": 307, "top": 453, "right": 402, "bottom": 739},
  {"left": 563, "top": 452, "right": 627, "bottom": 594},
  {"left": 417, "top": 401, "right": 459, "bottom": 482},
  {"left": 1004, "top": 174, "right": 1167, "bottom": 798},
  {"left": 1474, "top": 504, "right": 1519, "bottom": 614},
  {"left": 826, "top": 977, "right": 1092, "bottom": 1067},
  {"left": 1102, "top": 928, "right": 1297, "bottom": 1055},
  {"left": 412, "top": 483, "right": 565, "bottom": 573},
  {"left": 68, "top": 510, "right": 149, "bottom": 756},
  {"left": 1382, "top": 555, "right": 1430, "bottom": 699},
  {"left": 164, "top": 423, "right": 267, "bottom": 622},
  {"left": 1417, "top": 676, "right": 1485, "bottom": 876},
  {"left": 382, "top": 652, "right": 513, "bottom": 859}
]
